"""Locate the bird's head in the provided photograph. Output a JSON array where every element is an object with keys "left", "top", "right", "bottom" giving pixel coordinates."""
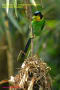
[{"left": 32, "top": 11, "right": 43, "bottom": 21}]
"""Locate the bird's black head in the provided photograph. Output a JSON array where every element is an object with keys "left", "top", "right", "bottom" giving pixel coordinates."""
[{"left": 34, "top": 11, "right": 43, "bottom": 19}]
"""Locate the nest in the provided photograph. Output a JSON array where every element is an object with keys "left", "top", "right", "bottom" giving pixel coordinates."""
[{"left": 14, "top": 55, "right": 52, "bottom": 90}]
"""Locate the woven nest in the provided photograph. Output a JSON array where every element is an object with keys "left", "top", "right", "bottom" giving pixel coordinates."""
[{"left": 14, "top": 55, "right": 52, "bottom": 90}]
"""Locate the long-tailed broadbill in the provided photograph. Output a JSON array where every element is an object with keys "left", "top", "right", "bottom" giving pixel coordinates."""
[{"left": 18, "top": 11, "right": 45, "bottom": 60}]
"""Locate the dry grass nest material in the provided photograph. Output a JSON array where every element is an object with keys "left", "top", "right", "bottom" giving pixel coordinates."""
[{"left": 14, "top": 55, "right": 52, "bottom": 90}]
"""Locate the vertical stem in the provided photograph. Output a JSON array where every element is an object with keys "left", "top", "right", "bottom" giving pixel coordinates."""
[
  {"left": 5, "top": 19, "right": 14, "bottom": 76},
  {"left": 40, "top": 0, "right": 44, "bottom": 8},
  {"left": 23, "top": 0, "right": 34, "bottom": 56},
  {"left": 30, "top": 23, "right": 33, "bottom": 56}
]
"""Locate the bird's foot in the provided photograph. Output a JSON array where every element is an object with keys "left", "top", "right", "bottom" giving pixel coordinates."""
[{"left": 31, "top": 34, "right": 35, "bottom": 39}]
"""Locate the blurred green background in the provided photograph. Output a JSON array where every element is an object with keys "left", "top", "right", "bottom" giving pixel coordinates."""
[{"left": 0, "top": 0, "right": 60, "bottom": 90}]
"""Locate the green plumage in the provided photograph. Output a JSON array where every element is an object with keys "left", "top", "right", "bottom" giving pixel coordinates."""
[{"left": 32, "top": 18, "right": 45, "bottom": 36}]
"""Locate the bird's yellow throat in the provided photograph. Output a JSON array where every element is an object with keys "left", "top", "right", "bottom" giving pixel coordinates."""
[{"left": 32, "top": 15, "right": 41, "bottom": 21}]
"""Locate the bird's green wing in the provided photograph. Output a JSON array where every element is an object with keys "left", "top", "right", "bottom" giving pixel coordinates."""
[{"left": 32, "top": 18, "right": 45, "bottom": 36}]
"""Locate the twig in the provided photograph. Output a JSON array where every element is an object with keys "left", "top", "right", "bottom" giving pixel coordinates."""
[
  {"left": 30, "top": 23, "right": 34, "bottom": 56},
  {"left": 23, "top": 0, "right": 34, "bottom": 56},
  {"left": 40, "top": 0, "right": 44, "bottom": 8}
]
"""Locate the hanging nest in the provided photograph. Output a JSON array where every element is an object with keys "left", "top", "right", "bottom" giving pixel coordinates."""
[{"left": 14, "top": 55, "right": 52, "bottom": 90}]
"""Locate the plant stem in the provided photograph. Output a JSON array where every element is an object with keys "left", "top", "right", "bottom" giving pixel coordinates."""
[
  {"left": 30, "top": 23, "right": 34, "bottom": 56},
  {"left": 5, "top": 19, "right": 14, "bottom": 76},
  {"left": 23, "top": 0, "right": 34, "bottom": 56}
]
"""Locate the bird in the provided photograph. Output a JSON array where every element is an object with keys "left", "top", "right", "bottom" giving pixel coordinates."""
[
  {"left": 32, "top": 11, "right": 45, "bottom": 36},
  {"left": 17, "top": 11, "right": 45, "bottom": 61}
]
